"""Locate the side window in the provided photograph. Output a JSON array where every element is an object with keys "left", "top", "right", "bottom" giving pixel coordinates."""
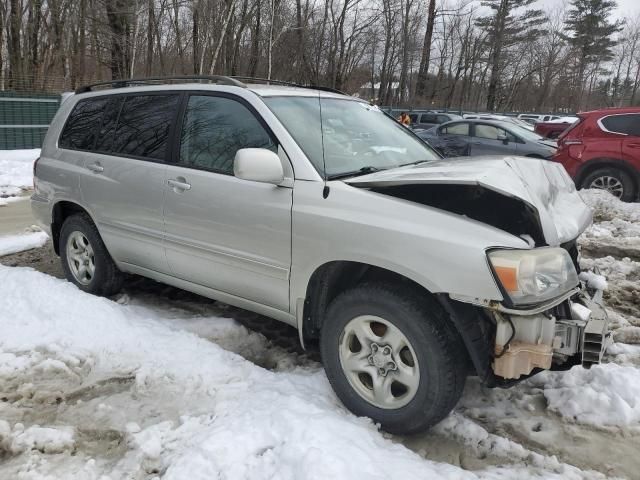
[
  {"left": 421, "top": 114, "right": 437, "bottom": 123},
  {"left": 94, "top": 97, "right": 123, "bottom": 153},
  {"left": 441, "top": 122, "right": 469, "bottom": 136},
  {"left": 475, "top": 124, "right": 512, "bottom": 141},
  {"left": 601, "top": 114, "right": 640, "bottom": 136},
  {"left": 436, "top": 115, "right": 450, "bottom": 124},
  {"left": 110, "top": 94, "right": 179, "bottom": 160},
  {"left": 179, "top": 95, "right": 276, "bottom": 174},
  {"left": 409, "top": 114, "right": 418, "bottom": 123},
  {"left": 59, "top": 98, "right": 109, "bottom": 150}
]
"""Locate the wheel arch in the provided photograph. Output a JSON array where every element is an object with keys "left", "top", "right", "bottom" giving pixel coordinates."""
[
  {"left": 51, "top": 200, "right": 95, "bottom": 255},
  {"left": 575, "top": 158, "right": 640, "bottom": 191},
  {"left": 299, "top": 260, "right": 491, "bottom": 379}
]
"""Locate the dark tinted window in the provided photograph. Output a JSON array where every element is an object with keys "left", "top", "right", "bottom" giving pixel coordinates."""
[
  {"left": 111, "top": 95, "right": 179, "bottom": 160},
  {"left": 179, "top": 95, "right": 276, "bottom": 174},
  {"left": 409, "top": 114, "right": 418, "bottom": 122},
  {"left": 437, "top": 115, "right": 450, "bottom": 124},
  {"left": 420, "top": 114, "right": 437, "bottom": 123},
  {"left": 94, "top": 97, "right": 123, "bottom": 153},
  {"left": 59, "top": 98, "right": 109, "bottom": 150},
  {"left": 601, "top": 114, "right": 640, "bottom": 136}
]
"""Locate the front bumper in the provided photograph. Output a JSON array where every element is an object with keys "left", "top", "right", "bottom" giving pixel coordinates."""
[{"left": 491, "top": 279, "right": 611, "bottom": 380}]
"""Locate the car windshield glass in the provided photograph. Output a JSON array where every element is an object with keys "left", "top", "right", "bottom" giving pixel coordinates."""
[{"left": 263, "top": 96, "right": 440, "bottom": 178}]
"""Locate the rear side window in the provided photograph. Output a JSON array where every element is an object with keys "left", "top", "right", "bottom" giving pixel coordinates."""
[
  {"left": 420, "top": 114, "right": 437, "bottom": 123},
  {"left": 436, "top": 115, "right": 450, "bottom": 124},
  {"left": 440, "top": 122, "right": 469, "bottom": 136},
  {"left": 94, "top": 97, "right": 123, "bottom": 153},
  {"left": 179, "top": 95, "right": 276, "bottom": 175},
  {"left": 59, "top": 98, "right": 109, "bottom": 150},
  {"left": 111, "top": 95, "right": 179, "bottom": 160},
  {"left": 600, "top": 114, "right": 640, "bottom": 136}
]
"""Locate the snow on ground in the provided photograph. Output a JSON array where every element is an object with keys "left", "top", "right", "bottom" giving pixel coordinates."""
[
  {"left": 0, "top": 184, "right": 639, "bottom": 478},
  {"left": 580, "top": 189, "right": 640, "bottom": 261},
  {"left": 0, "top": 229, "right": 49, "bottom": 256},
  {"left": 1, "top": 265, "right": 596, "bottom": 480},
  {"left": 0, "top": 149, "right": 39, "bottom": 198}
]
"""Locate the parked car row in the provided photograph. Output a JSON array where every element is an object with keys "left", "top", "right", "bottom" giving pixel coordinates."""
[{"left": 401, "top": 107, "right": 639, "bottom": 202}]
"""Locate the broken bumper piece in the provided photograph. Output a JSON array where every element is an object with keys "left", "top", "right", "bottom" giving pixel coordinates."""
[{"left": 492, "top": 277, "right": 611, "bottom": 380}]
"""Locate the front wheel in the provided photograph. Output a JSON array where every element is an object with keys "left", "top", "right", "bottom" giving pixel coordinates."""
[{"left": 320, "top": 283, "right": 467, "bottom": 434}]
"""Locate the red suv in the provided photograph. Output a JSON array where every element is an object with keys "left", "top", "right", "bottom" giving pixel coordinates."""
[{"left": 553, "top": 107, "right": 640, "bottom": 201}]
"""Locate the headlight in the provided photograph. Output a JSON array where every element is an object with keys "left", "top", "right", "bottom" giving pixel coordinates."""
[{"left": 488, "top": 248, "right": 578, "bottom": 306}]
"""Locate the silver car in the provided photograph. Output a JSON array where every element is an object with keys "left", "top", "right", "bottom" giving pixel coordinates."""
[{"left": 32, "top": 76, "right": 610, "bottom": 434}]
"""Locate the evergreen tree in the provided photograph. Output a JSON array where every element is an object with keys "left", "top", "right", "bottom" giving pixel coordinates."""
[
  {"left": 564, "top": 0, "right": 623, "bottom": 110},
  {"left": 476, "top": 0, "right": 546, "bottom": 111}
]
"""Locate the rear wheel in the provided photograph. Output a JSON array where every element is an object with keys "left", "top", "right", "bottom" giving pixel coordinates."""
[
  {"left": 320, "top": 283, "right": 467, "bottom": 434},
  {"left": 581, "top": 167, "right": 637, "bottom": 202},
  {"left": 59, "top": 213, "right": 124, "bottom": 296}
]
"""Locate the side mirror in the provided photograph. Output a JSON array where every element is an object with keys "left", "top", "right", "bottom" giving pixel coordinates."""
[
  {"left": 497, "top": 133, "right": 508, "bottom": 144},
  {"left": 234, "top": 148, "right": 284, "bottom": 185}
]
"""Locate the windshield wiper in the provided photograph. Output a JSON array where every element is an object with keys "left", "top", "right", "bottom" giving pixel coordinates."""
[{"left": 327, "top": 166, "right": 383, "bottom": 180}]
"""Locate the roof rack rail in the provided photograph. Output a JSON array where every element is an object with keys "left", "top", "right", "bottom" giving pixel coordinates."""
[
  {"left": 75, "top": 75, "right": 246, "bottom": 94},
  {"left": 230, "top": 76, "right": 347, "bottom": 96}
]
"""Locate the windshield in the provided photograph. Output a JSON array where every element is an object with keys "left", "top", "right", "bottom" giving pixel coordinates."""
[{"left": 263, "top": 96, "right": 440, "bottom": 178}]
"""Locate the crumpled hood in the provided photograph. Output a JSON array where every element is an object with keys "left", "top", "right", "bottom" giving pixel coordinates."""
[{"left": 345, "top": 156, "right": 592, "bottom": 246}]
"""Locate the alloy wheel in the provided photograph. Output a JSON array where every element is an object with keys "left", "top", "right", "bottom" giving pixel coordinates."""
[
  {"left": 338, "top": 315, "right": 420, "bottom": 409},
  {"left": 589, "top": 175, "right": 624, "bottom": 198},
  {"left": 66, "top": 231, "right": 95, "bottom": 285}
]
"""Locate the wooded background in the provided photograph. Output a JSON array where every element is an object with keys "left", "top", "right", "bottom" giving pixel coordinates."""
[{"left": 0, "top": 0, "right": 638, "bottom": 112}]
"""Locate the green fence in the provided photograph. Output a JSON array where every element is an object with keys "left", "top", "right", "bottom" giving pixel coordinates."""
[{"left": 0, "top": 92, "right": 61, "bottom": 149}]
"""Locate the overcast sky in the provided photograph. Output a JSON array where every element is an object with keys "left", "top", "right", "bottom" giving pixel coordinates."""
[
  {"left": 472, "top": 0, "right": 640, "bottom": 20},
  {"left": 537, "top": 0, "right": 640, "bottom": 19}
]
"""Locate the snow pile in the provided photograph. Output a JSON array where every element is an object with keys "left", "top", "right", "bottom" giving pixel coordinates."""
[
  {"left": 0, "top": 266, "right": 475, "bottom": 479},
  {"left": 536, "top": 364, "right": 640, "bottom": 427},
  {"left": 0, "top": 148, "right": 39, "bottom": 197},
  {"left": 5, "top": 424, "right": 76, "bottom": 455},
  {"left": 579, "top": 189, "right": 640, "bottom": 261},
  {"left": 0, "top": 230, "right": 48, "bottom": 256}
]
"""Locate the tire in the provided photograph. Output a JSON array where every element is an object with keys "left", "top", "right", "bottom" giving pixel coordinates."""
[
  {"left": 59, "top": 213, "right": 124, "bottom": 296},
  {"left": 320, "top": 283, "right": 467, "bottom": 434},
  {"left": 581, "top": 167, "right": 637, "bottom": 202}
]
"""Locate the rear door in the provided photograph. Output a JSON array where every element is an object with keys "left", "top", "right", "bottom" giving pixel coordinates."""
[
  {"left": 470, "top": 123, "right": 519, "bottom": 156},
  {"left": 601, "top": 114, "right": 640, "bottom": 166},
  {"left": 436, "top": 121, "right": 471, "bottom": 156},
  {"left": 163, "top": 93, "right": 293, "bottom": 311},
  {"left": 64, "top": 93, "right": 179, "bottom": 273}
]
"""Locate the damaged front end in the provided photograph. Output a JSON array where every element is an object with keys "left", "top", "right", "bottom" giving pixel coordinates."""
[
  {"left": 489, "top": 281, "right": 611, "bottom": 381},
  {"left": 347, "top": 156, "right": 611, "bottom": 384}
]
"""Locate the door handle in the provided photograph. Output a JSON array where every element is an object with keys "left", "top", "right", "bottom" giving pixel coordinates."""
[
  {"left": 86, "top": 163, "right": 104, "bottom": 173},
  {"left": 167, "top": 178, "right": 191, "bottom": 191}
]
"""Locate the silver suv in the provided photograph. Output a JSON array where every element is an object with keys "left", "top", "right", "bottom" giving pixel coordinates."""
[{"left": 32, "top": 76, "right": 610, "bottom": 434}]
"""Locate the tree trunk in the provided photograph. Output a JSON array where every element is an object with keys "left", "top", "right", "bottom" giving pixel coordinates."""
[{"left": 415, "top": 0, "right": 436, "bottom": 99}]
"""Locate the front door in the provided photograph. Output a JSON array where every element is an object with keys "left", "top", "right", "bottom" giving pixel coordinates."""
[{"left": 163, "top": 93, "right": 293, "bottom": 311}]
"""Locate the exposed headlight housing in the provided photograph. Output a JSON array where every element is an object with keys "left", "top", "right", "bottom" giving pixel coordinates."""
[{"left": 488, "top": 248, "right": 579, "bottom": 306}]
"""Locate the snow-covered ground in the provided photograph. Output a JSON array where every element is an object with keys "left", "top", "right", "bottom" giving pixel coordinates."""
[
  {"left": 0, "top": 149, "right": 40, "bottom": 199},
  {"left": 0, "top": 230, "right": 49, "bottom": 256},
  {"left": 1, "top": 159, "right": 640, "bottom": 478}
]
